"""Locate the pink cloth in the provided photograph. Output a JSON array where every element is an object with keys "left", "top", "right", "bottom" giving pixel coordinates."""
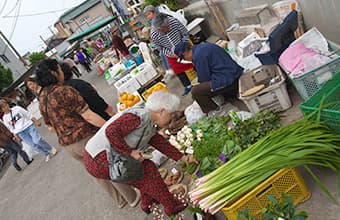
[{"left": 279, "top": 42, "right": 317, "bottom": 73}]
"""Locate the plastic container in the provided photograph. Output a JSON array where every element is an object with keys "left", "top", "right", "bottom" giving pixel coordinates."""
[
  {"left": 239, "top": 65, "right": 292, "bottom": 113},
  {"left": 300, "top": 72, "right": 340, "bottom": 133},
  {"left": 117, "top": 92, "right": 144, "bottom": 112},
  {"left": 226, "top": 25, "right": 262, "bottom": 44},
  {"left": 130, "top": 62, "right": 159, "bottom": 85},
  {"left": 185, "top": 68, "right": 197, "bottom": 81},
  {"left": 235, "top": 4, "right": 278, "bottom": 26},
  {"left": 222, "top": 168, "right": 311, "bottom": 220},
  {"left": 114, "top": 74, "right": 141, "bottom": 94},
  {"left": 289, "top": 41, "right": 340, "bottom": 100},
  {"left": 142, "top": 82, "right": 169, "bottom": 100}
]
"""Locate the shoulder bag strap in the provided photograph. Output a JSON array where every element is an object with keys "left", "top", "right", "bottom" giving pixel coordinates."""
[{"left": 135, "top": 126, "right": 147, "bottom": 149}]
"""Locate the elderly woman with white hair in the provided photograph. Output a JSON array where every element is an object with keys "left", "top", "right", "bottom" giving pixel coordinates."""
[{"left": 83, "top": 91, "right": 196, "bottom": 216}]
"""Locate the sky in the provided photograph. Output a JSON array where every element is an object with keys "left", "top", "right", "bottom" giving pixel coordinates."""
[{"left": 0, "top": 0, "right": 86, "bottom": 55}]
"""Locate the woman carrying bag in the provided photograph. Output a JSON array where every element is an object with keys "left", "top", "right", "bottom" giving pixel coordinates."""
[
  {"left": 35, "top": 59, "right": 139, "bottom": 209},
  {"left": 83, "top": 91, "right": 197, "bottom": 216}
]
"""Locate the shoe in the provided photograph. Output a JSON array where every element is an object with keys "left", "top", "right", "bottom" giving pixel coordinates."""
[
  {"left": 26, "top": 158, "right": 34, "bottom": 165},
  {"left": 13, "top": 163, "right": 22, "bottom": 171},
  {"left": 130, "top": 189, "right": 141, "bottom": 207},
  {"left": 45, "top": 155, "right": 50, "bottom": 162},
  {"left": 50, "top": 147, "right": 58, "bottom": 156},
  {"left": 181, "top": 86, "right": 192, "bottom": 96}
]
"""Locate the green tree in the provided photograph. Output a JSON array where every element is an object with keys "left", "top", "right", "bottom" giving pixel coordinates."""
[
  {"left": 0, "top": 64, "right": 14, "bottom": 91},
  {"left": 29, "top": 51, "right": 46, "bottom": 66},
  {"left": 142, "top": 0, "right": 188, "bottom": 11}
]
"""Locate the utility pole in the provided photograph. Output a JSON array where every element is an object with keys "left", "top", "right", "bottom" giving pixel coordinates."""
[
  {"left": 39, "top": 35, "right": 49, "bottom": 50},
  {"left": 48, "top": 26, "right": 56, "bottom": 36}
]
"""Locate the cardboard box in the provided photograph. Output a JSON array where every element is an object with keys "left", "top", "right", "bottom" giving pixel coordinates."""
[
  {"left": 130, "top": 63, "right": 158, "bottom": 85},
  {"left": 114, "top": 74, "right": 141, "bottom": 94}
]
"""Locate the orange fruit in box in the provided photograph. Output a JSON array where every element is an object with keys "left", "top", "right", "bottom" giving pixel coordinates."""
[
  {"left": 128, "top": 94, "right": 135, "bottom": 101},
  {"left": 126, "top": 100, "right": 135, "bottom": 107},
  {"left": 121, "top": 93, "right": 127, "bottom": 101},
  {"left": 134, "top": 96, "right": 140, "bottom": 103}
]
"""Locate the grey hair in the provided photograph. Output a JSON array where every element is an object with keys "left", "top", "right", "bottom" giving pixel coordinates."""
[
  {"left": 145, "top": 91, "right": 180, "bottom": 113},
  {"left": 152, "top": 13, "right": 169, "bottom": 29},
  {"left": 143, "top": 5, "right": 155, "bottom": 13}
]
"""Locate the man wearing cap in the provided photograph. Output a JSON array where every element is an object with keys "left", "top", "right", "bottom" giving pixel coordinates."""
[
  {"left": 174, "top": 41, "right": 244, "bottom": 114},
  {"left": 150, "top": 13, "right": 193, "bottom": 96}
]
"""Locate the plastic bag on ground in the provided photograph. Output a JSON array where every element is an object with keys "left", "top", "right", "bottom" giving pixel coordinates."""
[{"left": 184, "top": 101, "right": 206, "bottom": 125}]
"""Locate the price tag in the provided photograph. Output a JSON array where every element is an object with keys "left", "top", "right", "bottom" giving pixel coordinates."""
[{"left": 171, "top": 168, "right": 178, "bottom": 174}]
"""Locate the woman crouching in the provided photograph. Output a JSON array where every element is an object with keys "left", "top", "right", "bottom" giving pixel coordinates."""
[{"left": 83, "top": 91, "right": 196, "bottom": 216}]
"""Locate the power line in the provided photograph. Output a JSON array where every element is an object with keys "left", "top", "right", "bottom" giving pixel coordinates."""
[
  {"left": 2, "top": 0, "right": 21, "bottom": 54},
  {"left": 0, "top": 0, "right": 8, "bottom": 15},
  {"left": 3, "top": 0, "right": 19, "bottom": 17},
  {"left": 1, "top": 8, "right": 70, "bottom": 18},
  {"left": 7, "top": 0, "right": 21, "bottom": 40}
]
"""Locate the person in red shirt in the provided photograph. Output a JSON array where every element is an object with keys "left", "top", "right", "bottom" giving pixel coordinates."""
[
  {"left": 111, "top": 27, "right": 134, "bottom": 60},
  {"left": 83, "top": 91, "right": 197, "bottom": 216}
]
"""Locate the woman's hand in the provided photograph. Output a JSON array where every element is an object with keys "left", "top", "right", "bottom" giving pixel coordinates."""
[
  {"left": 130, "top": 150, "right": 144, "bottom": 162},
  {"left": 181, "top": 155, "right": 198, "bottom": 164},
  {"left": 47, "top": 125, "right": 56, "bottom": 133},
  {"left": 13, "top": 135, "right": 21, "bottom": 142}
]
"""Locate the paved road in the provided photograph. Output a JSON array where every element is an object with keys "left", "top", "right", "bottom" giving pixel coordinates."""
[{"left": 0, "top": 68, "right": 339, "bottom": 220}]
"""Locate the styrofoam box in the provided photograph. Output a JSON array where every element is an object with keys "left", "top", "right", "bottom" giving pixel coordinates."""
[
  {"left": 239, "top": 65, "right": 292, "bottom": 113},
  {"left": 114, "top": 74, "right": 141, "bottom": 94},
  {"left": 130, "top": 63, "right": 158, "bottom": 85}
]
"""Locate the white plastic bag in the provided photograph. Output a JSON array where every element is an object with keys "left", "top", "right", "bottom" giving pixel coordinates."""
[
  {"left": 184, "top": 101, "right": 206, "bottom": 125},
  {"left": 158, "top": 4, "right": 188, "bottom": 26},
  {"left": 151, "top": 150, "right": 167, "bottom": 166},
  {"left": 302, "top": 53, "right": 331, "bottom": 73}
]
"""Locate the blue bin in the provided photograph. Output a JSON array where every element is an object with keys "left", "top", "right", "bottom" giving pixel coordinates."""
[{"left": 135, "top": 55, "right": 143, "bottom": 65}]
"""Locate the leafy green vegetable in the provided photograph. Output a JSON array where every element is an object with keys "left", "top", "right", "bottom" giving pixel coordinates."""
[
  {"left": 192, "top": 116, "right": 230, "bottom": 135},
  {"left": 190, "top": 112, "right": 281, "bottom": 176},
  {"left": 231, "top": 111, "right": 281, "bottom": 149}
]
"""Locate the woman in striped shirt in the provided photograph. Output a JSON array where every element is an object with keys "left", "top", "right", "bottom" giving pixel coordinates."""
[{"left": 151, "top": 13, "right": 193, "bottom": 96}]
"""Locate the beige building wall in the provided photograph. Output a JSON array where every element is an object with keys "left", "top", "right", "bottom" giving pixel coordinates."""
[
  {"left": 184, "top": 0, "right": 340, "bottom": 45},
  {"left": 67, "top": 3, "right": 112, "bottom": 34}
]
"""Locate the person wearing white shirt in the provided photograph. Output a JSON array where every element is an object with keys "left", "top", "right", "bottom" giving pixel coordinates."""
[{"left": 0, "top": 99, "right": 57, "bottom": 162}]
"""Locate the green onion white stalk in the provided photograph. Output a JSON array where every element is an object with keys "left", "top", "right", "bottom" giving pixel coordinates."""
[{"left": 189, "top": 119, "right": 340, "bottom": 214}]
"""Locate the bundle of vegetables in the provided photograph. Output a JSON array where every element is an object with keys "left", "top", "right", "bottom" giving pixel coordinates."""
[
  {"left": 230, "top": 111, "right": 281, "bottom": 149},
  {"left": 189, "top": 119, "right": 340, "bottom": 214},
  {"left": 191, "top": 116, "right": 230, "bottom": 135},
  {"left": 191, "top": 112, "right": 281, "bottom": 176}
]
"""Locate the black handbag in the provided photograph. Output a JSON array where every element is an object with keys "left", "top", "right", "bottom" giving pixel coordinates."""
[{"left": 108, "top": 127, "right": 146, "bottom": 183}]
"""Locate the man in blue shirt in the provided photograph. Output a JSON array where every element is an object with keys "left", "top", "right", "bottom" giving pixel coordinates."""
[{"left": 174, "top": 41, "right": 244, "bottom": 114}]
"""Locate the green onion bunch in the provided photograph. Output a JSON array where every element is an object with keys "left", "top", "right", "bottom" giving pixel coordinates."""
[{"left": 189, "top": 119, "right": 340, "bottom": 214}]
